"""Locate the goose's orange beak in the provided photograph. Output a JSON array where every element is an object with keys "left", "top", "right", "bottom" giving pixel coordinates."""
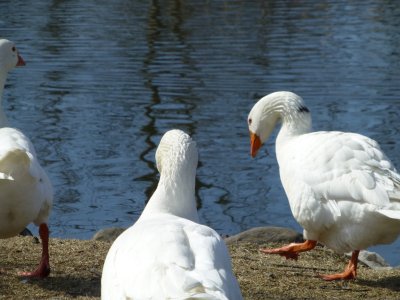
[
  {"left": 16, "top": 54, "right": 25, "bottom": 67},
  {"left": 250, "top": 131, "right": 262, "bottom": 158}
]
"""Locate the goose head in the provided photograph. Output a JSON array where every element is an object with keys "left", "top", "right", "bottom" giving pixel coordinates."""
[
  {"left": 247, "top": 91, "right": 311, "bottom": 157},
  {"left": 0, "top": 39, "right": 25, "bottom": 73},
  {"left": 142, "top": 129, "right": 199, "bottom": 221},
  {"left": 155, "top": 129, "right": 198, "bottom": 182}
]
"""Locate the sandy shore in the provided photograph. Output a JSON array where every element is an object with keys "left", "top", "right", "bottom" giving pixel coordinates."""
[{"left": 1, "top": 235, "right": 400, "bottom": 299}]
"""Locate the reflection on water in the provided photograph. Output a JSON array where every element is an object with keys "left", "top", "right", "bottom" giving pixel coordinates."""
[{"left": 1, "top": 1, "right": 400, "bottom": 265}]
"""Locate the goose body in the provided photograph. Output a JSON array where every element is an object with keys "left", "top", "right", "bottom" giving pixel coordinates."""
[
  {"left": 101, "top": 129, "right": 242, "bottom": 299},
  {"left": 0, "top": 128, "right": 52, "bottom": 238},
  {"left": 0, "top": 39, "right": 53, "bottom": 277},
  {"left": 248, "top": 91, "right": 400, "bottom": 280}
]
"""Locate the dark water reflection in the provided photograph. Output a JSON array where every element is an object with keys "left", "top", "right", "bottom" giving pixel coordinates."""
[{"left": 1, "top": 1, "right": 400, "bottom": 265}]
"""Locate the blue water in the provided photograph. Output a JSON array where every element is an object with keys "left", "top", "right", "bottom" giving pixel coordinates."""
[{"left": 1, "top": 1, "right": 400, "bottom": 266}]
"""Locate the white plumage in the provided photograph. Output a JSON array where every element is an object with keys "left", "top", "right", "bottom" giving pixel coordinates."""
[
  {"left": 248, "top": 91, "right": 400, "bottom": 280},
  {"left": 101, "top": 129, "right": 242, "bottom": 299},
  {"left": 0, "top": 39, "right": 53, "bottom": 277},
  {"left": 0, "top": 128, "right": 53, "bottom": 237}
]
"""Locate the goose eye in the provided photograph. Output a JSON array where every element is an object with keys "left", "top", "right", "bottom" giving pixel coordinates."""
[
  {"left": 12, "top": 46, "right": 16, "bottom": 52},
  {"left": 248, "top": 118, "right": 252, "bottom": 125}
]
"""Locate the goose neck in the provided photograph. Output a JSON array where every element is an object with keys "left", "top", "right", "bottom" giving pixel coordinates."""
[
  {"left": 142, "top": 170, "right": 199, "bottom": 222},
  {"left": 0, "top": 70, "right": 9, "bottom": 127},
  {"left": 274, "top": 101, "right": 312, "bottom": 137}
]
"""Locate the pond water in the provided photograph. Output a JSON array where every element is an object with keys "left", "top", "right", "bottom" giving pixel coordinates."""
[{"left": 1, "top": 1, "right": 400, "bottom": 265}]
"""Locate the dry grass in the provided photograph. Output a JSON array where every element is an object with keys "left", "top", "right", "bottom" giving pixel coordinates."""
[
  {"left": 230, "top": 243, "right": 400, "bottom": 299},
  {"left": 0, "top": 237, "right": 105, "bottom": 299},
  {"left": 1, "top": 237, "right": 400, "bottom": 299}
]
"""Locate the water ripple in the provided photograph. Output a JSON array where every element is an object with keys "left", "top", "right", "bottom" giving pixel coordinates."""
[{"left": 1, "top": 0, "right": 400, "bottom": 265}]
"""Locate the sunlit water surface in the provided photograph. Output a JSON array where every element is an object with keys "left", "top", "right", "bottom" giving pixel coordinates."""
[{"left": 1, "top": 1, "right": 400, "bottom": 265}]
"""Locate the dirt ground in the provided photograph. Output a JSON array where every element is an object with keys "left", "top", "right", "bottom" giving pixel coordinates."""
[{"left": 1, "top": 236, "right": 399, "bottom": 299}]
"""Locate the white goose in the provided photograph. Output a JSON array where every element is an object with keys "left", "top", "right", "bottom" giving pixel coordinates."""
[
  {"left": 248, "top": 91, "right": 400, "bottom": 280},
  {"left": 0, "top": 39, "right": 53, "bottom": 278},
  {"left": 101, "top": 129, "right": 243, "bottom": 299}
]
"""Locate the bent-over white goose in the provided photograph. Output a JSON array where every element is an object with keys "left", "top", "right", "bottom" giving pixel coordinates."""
[
  {"left": 0, "top": 39, "right": 53, "bottom": 278},
  {"left": 248, "top": 91, "right": 400, "bottom": 280},
  {"left": 101, "top": 129, "right": 243, "bottom": 299}
]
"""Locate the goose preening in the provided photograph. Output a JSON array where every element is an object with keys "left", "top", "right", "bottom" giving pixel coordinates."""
[
  {"left": 0, "top": 39, "right": 53, "bottom": 278},
  {"left": 248, "top": 91, "right": 400, "bottom": 280},
  {"left": 101, "top": 129, "right": 243, "bottom": 299}
]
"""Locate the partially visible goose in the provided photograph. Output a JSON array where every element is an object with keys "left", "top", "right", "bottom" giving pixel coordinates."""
[
  {"left": 0, "top": 39, "right": 53, "bottom": 278},
  {"left": 248, "top": 91, "right": 400, "bottom": 280},
  {"left": 101, "top": 129, "right": 243, "bottom": 299}
]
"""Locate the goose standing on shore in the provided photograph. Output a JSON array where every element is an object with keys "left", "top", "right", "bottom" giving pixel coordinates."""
[
  {"left": 101, "top": 129, "right": 243, "bottom": 299},
  {"left": 0, "top": 39, "right": 53, "bottom": 278},
  {"left": 247, "top": 91, "right": 400, "bottom": 280}
]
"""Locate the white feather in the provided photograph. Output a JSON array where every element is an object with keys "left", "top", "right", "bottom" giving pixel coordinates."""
[
  {"left": 101, "top": 130, "right": 242, "bottom": 300},
  {"left": 0, "top": 39, "right": 53, "bottom": 239},
  {"left": 249, "top": 91, "right": 400, "bottom": 253}
]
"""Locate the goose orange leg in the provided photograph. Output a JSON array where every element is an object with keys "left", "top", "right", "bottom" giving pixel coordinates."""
[
  {"left": 319, "top": 250, "right": 359, "bottom": 281},
  {"left": 260, "top": 240, "right": 317, "bottom": 260},
  {"left": 19, "top": 223, "right": 50, "bottom": 278}
]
